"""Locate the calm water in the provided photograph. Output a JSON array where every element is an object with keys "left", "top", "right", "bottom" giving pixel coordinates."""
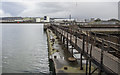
[{"left": 2, "top": 24, "right": 49, "bottom": 73}]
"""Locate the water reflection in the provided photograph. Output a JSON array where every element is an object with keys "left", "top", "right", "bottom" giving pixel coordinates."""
[{"left": 2, "top": 24, "right": 49, "bottom": 73}]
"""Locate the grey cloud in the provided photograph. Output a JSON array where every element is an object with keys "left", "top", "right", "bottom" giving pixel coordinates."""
[
  {"left": 34, "top": 2, "right": 118, "bottom": 19},
  {"left": 2, "top": 2, "right": 26, "bottom": 16},
  {"left": 1, "top": 2, "right": 118, "bottom": 20},
  {"left": 34, "top": 2, "right": 69, "bottom": 14}
]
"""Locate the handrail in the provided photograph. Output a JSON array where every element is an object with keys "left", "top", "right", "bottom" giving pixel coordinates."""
[{"left": 52, "top": 25, "right": 120, "bottom": 55}]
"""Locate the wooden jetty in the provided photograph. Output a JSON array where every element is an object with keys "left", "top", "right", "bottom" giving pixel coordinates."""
[
  {"left": 45, "top": 22, "right": 120, "bottom": 75},
  {"left": 50, "top": 25, "right": 120, "bottom": 75},
  {"left": 46, "top": 29, "right": 98, "bottom": 75}
]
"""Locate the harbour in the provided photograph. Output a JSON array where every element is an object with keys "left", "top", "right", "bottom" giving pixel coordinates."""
[
  {"left": 1, "top": 21, "right": 120, "bottom": 75},
  {"left": 0, "top": 1, "right": 120, "bottom": 75},
  {"left": 45, "top": 22, "right": 120, "bottom": 75}
]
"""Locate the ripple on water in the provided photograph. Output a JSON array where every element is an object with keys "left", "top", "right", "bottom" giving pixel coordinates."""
[
  {"left": 2, "top": 24, "right": 49, "bottom": 73},
  {"left": 3, "top": 56, "right": 8, "bottom": 59}
]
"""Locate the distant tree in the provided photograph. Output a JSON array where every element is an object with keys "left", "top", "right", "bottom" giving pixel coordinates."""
[
  {"left": 108, "top": 19, "right": 120, "bottom": 22},
  {"left": 95, "top": 18, "right": 101, "bottom": 22}
]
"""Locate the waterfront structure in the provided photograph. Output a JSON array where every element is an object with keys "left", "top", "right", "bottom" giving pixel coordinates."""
[
  {"left": 76, "top": 22, "right": 88, "bottom": 25},
  {"left": 2, "top": 17, "right": 23, "bottom": 22},
  {"left": 44, "top": 16, "right": 50, "bottom": 22},
  {"left": 1, "top": 17, "right": 37, "bottom": 23},
  {"left": 14, "top": 20, "right": 24, "bottom": 22},
  {"left": 85, "top": 18, "right": 95, "bottom": 23},
  {"left": 76, "top": 18, "right": 120, "bottom": 26},
  {"left": 50, "top": 18, "right": 75, "bottom": 25},
  {"left": 89, "top": 19, "right": 120, "bottom": 25},
  {"left": 52, "top": 18, "right": 75, "bottom": 22},
  {"left": 90, "top": 20, "right": 118, "bottom": 25},
  {"left": 36, "top": 18, "right": 41, "bottom": 22},
  {"left": 47, "top": 24, "right": 120, "bottom": 75}
]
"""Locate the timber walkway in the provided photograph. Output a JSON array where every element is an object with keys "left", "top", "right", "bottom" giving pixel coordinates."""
[{"left": 50, "top": 25, "right": 120, "bottom": 75}]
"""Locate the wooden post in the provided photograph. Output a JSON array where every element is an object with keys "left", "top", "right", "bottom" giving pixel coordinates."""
[
  {"left": 99, "top": 40, "right": 104, "bottom": 75},
  {"left": 71, "top": 45, "right": 74, "bottom": 57},
  {"left": 94, "top": 33, "right": 96, "bottom": 46},
  {"left": 89, "top": 32, "right": 93, "bottom": 75},
  {"left": 83, "top": 34, "right": 85, "bottom": 53},
  {"left": 60, "top": 30, "right": 62, "bottom": 41},
  {"left": 80, "top": 34, "right": 85, "bottom": 70},
  {"left": 63, "top": 31, "right": 65, "bottom": 44},
  {"left": 70, "top": 28, "right": 72, "bottom": 44},
  {"left": 70, "top": 28, "right": 74, "bottom": 57},
  {"left": 89, "top": 44, "right": 92, "bottom": 75},
  {"left": 67, "top": 29, "right": 69, "bottom": 50},
  {"left": 86, "top": 32, "right": 89, "bottom": 75},
  {"left": 107, "top": 35, "right": 110, "bottom": 52},
  {"left": 75, "top": 32, "right": 78, "bottom": 47}
]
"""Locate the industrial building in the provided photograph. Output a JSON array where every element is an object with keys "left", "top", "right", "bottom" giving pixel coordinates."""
[
  {"left": 1, "top": 17, "right": 23, "bottom": 22},
  {"left": 43, "top": 16, "right": 50, "bottom": 22},
  {"left": 52, "top": 18, "right": 75, "bottom": 22},
  {"left": 35, "top": 16, "right": 50, "bottom": 22}
]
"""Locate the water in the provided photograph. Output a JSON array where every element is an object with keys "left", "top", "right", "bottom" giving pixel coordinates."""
[{"left": 2, "top": 24, "right": 49, "bottom": 73}]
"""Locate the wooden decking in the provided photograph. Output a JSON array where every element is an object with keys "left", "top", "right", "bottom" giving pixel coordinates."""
[
  {"left": 51, "top": 25, "right": 120, "bottom": 75},
  {"left": 47, "top": 29, "right": 98, "bottom": 75}
]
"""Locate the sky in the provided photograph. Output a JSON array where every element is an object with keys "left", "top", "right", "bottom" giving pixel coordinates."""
[{"left": 0, "top": 0, "right": 120, "bottom": 20}]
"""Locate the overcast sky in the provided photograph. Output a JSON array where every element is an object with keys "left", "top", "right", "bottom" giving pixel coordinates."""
[{"left": 0, "top": 0, "right": 120, "bottom": 20}]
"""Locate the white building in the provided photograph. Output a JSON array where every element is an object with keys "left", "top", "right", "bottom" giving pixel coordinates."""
[
  {"left": 14, "top": 20, "right": 24, "bottom": 22},
  {"left": 36, "top": 18, "right": 41, "bottom": 22},
  {"left": 53, "top": 18, "right": 75, "bottom": 22},
  {"left": 43, "top": 16, "right": 50, "bottom": 22}
]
